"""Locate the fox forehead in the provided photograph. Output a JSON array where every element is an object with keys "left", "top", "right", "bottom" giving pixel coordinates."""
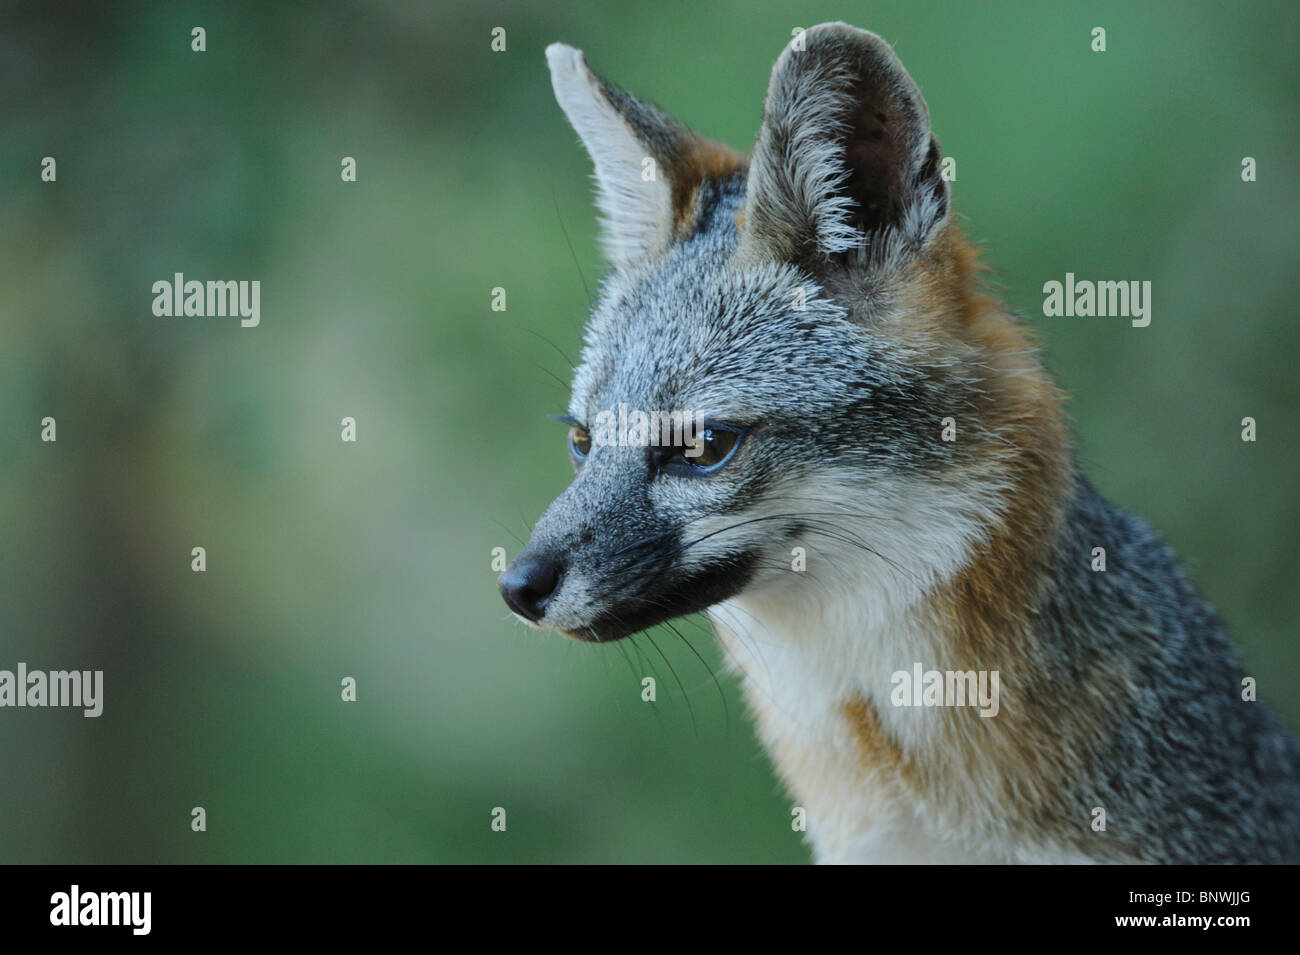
[{"left": 568, "top": 187, "right": 899, "bottom": 426}]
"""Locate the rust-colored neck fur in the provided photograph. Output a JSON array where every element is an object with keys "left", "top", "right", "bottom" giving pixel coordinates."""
[{"left": 841, "top": 225, "right": 1132, "bottom": 857}]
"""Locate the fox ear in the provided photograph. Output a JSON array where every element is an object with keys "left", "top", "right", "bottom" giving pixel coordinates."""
[
  {"left": 547, "top": 43, "right": 744, "bottom": 266},
  {"left": 739, "top": 23, "right": 949, "bottom": 269}
]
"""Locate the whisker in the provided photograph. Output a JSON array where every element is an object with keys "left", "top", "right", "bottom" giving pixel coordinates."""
[
  {"left": 642, "top": 628, "right": 696, "bottom": 736},
  {"left": 491, "top": 519, "right": 526, "bottom": 547},
  {"left": 523, "top": 327, "right": 577, "bottom": 371},
  {"left": 552, "top": 187, "right": 593, "bottom": 309}
]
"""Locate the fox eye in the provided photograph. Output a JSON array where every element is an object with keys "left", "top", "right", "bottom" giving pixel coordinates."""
[
  {"left": 692, "top": 427, "right": 741, "bottom": 468},
  {"left": 569, "top": 425, "right": 591, "bottom": 460},
  {"left": 662, "top": 423, "right": 745, "bottom": 476}
]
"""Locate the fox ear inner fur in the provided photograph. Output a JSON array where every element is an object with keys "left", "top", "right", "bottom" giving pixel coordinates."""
[
  {"left": 545, "top": 43, "right": 744, "bottom": 266},
  {"left": 548, "top": 26, "right": 948, "bottom": 274},
  {"left": 741, "top": 22, "right": 950, "bottom": 270}
]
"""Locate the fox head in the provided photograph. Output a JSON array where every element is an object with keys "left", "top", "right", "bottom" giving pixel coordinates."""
[{"left": 501, "top": 23, "right": 1065, "bottom": 642}]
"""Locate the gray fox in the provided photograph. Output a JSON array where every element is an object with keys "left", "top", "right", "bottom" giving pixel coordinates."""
[{"left": 499, "top": 22, "right": 1300, "bottom": 863}]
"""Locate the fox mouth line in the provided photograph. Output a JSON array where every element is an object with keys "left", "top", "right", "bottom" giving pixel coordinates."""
[{"left": 552, "top": 552, "right": 763, "bottom": 643}]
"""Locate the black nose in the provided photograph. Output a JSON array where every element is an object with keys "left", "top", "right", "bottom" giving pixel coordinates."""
[{"left": 498, "top": 555, "right": 563, "bottom": 623}]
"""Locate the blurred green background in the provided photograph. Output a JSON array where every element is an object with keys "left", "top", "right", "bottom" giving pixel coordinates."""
[{"left": 1, "top": 0, "right": 1295, "bottom": 863}]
